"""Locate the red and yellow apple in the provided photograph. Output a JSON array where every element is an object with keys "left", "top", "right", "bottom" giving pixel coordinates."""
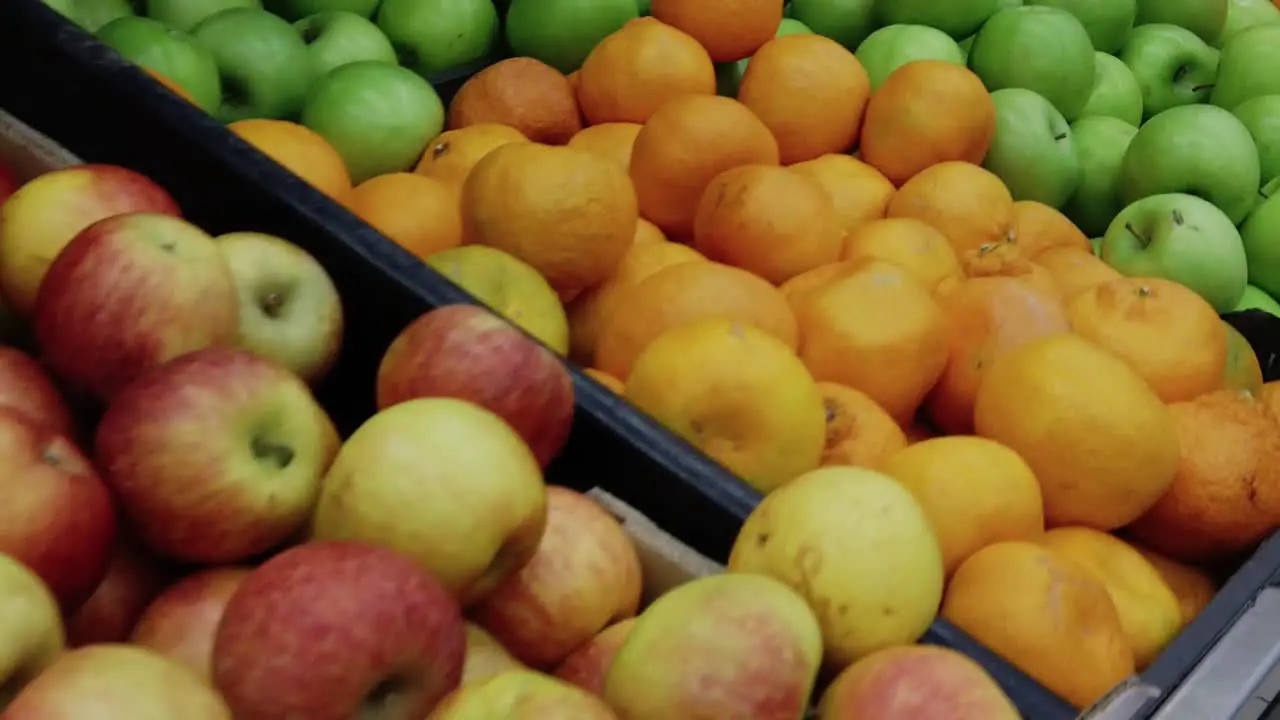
[
  {"left": 131, "top": 566, "right": 251, "bottom": 682},
  {"left": 0, "top": 552, "right": 65, "bottom": 704},
  {"left": 0, "top": 345, "right": 73, "bottom": 436},
  {"left": 65, "top": 538, "right": 172, "bottom": 646},
  {"left": 429, "top": 670, "right": 618, "bottom": 719},
  {"left": 554, "top": 619, "right": 636, "bottom": 696},
  {"left": 461, "top": 622, "right": 526, "bottom": 687}
]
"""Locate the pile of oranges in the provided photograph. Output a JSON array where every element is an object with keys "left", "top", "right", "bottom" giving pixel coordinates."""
[{"left": 224, "top": 6, "right": 1280, "bottom": 711}]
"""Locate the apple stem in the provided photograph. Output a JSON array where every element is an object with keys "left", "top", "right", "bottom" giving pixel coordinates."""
[
  {"left": 259, "top": 292, "right": 286, "bottom": 319},
  {"left": 1125, "top": 222, "right": 1151, "bottom": 249},
  {"left": 1053, "top": 132, "right": 1068, "bottom": 141},
  {"left": 1172, "top": 209, "right": 1185, "bottom": 226},
  {"left": 1191, "top": 84, "right": 1215, "bottom": 93}
]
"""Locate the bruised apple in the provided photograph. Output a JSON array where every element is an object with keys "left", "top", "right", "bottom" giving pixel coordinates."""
[{"left": 130, "top": 566, "right": 251, "bottom": 682}]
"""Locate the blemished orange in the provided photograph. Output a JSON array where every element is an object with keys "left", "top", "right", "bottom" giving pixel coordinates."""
[
  {"left": 841, "top": 218, "right": 964, "bottom": 295},
  {"left": 651, "top": 0, "right": 783, "bottom": 62},
  {"left": 816, "top": 382, "right": 907, "bottom": 470},
  {"left": 1010, "top": 200, "right": 1093, "bottom": 258},
  {"left": 860, "top": 61, "right": 996, "bottom": 186},
  {"left": 778, "top": 261, "right": 858, "bottom": 312},
  {"left": 1034, "top": 246, "right": 1122, "bottom": 301},
  {"left": 1128, "top": 390, "right": 1280, "bottom": 563},
  {"left": 144, "top": 67, "right": 197, "bottom": 105},
  {"left": 576, "top": 17, "right": 717, "bottom": 125},
  {"left": 883, "top": 436, "right": 1045, "bottom": 576},
  {"left": 793, "top": 260, "right": 948, "bottom": 423},
  {"left": 461, "top": 142, "right": 638, "bottom": 298},
  {"left": 1223, "top": 322, "right": 1265, "bottom": 395},
  {"left": 1134, "top": 545, "right": 1219, "bottom": 627},
  {"left": 633, "top": 218, "right": 668, "bottom": 245},
  {"left": 942, "top": 542, "right": 1135, "bottom": 709},
  {"left": 629, "top": 94, "right": 780, "bottom": 242},
  {"left": 584, "top": 368, "right": 625, "bottom": 393},
  {"left": 738, "top": 34, "right": 871, "bottom": 165},
  {"left": 566, "top": 123, "right": 643, "bottom": 173},
  {"left": 692, "top": 164, "right": 844, "bottom": 284},
  {"left": 594, "top": 260, "right": 798, "bottom": 380},
  {"left": 789, "top": 154, "right": 895, "bottom": 235},
  {"left": 887, "top": 162, "right": 1015, "bottom": 257},
  {"left": 414, "top": 124, "right": 528, "bottom": 189},
  {"left": 624, "top": 318, "right": 826, "bottom": 493},
  {"left": 1068, "top": 277, "right": 1228, "bottom": 403},
  {"left": 973, "top": 334, "right": 1180, "bottom": 530},
  {"left": 567, "top": 241, "right": 706, "bottom": 364},
  {"left": 228, "top": 118, "right": 352, "bottom": 202},
  {"left": 958, "top": 238, "right": 1063, "bottom": 303},
  {"left": 926, "top": 276, "right": 1071, "bottom": 435},
  {"left": 448, "top": 57, "right": 582, "bottom": 145},
  {"left": 347, "top": 173, "right": 462, "bottom": 260}
]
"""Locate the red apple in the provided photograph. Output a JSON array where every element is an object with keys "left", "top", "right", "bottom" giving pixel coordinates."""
[
  {"left": 0, "top": 345, "right": 73, "bottom": 436},
  {"left": 0, "top": 164, "right": 180, "bottom": 318},
  {"left": 376, "top": 304, "right": 574, "bottom": 467},
  {"left": 131, "top": 566, "right": 251, "bottom": 683},
  {"left": 33, "top": 212, "right": 239, "bottom": 401},
  {"left": 472, "top": 486, "right": 643, "bottom": 669},
  {"left": 554, "top": 618, "right": 636, "bottom": 696},
  {"left": 65, "top": 538, "right": 172, "bottom": 646},
  {"left": 0, "top": 407, "right": 116, "bottom": 612},
  {"left": 0, "top": 159, "right": 18, "bottom": 205},
  {"left": 212, "top": 540, "right": 467, "bottom": 720},
  {"left": 94, "top": 347, "right": 339, "bottom": 564}
]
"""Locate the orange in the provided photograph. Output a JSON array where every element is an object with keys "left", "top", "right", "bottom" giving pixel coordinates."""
[
  {"left": 738, "top": 34, "right": 871, "bottom": 165},
  {"left": 778, "top": 261, "right": 858, "bottom": 311},
  {"left": 567, "top": 241, "right": 706, "bottom": 364},
  {"left": 1261, "top": 379, "right": 1280, "bottom": 415},
  {"left": 1034, "top": 246, "right": 1122, "bottom": 301},
  {"left": 886, "top": 162, "right": 1015, "bottom": 258},
  {"left": 926, "top": 277, "right": 1071, "bottom": 435},
  {"left": 461, "top": 142, "right": 638, "bottom": 299},
  {"left": 883, "top": 436, "right": 1044, "bottom": 576},
  {"left": 1133, "top": 545, "right": 1219, "bottom": 627},
  {"left": 624, "top": 318, "right": 826, "bottom": 493},
  {"left": 414, "top": 124, "right": 528, "bottom": 189},
  {"left": 958, "top": 240, "right": 1063, "bottom": 301},
  {"left": 840, "top": 218, "right": 964, "bottom": 295},
  {"left": 577, "top": 17, "right": 717, "bottom": 125},
  {"left": 633, "top": 218, "right": 668, "bottom": 245},
  {"left": 692, "top": 165, "right": 844, "bottom": 284},
  {"left": 595, "top": 261, "right": 798, "bottom": 380},
  {"left": 629, "top": 95, "right": 780, "bottom": 242},
  {"left": 942, "top": 542, "right": 1134, "bottom": 709},
  {"left": 347, "top": 173, "right": 462, "bottom": 260},
  {"left": 228, "top": 118, "right": 352, "bottom": 202},
  {"left": 1010, "top": 200, "right": 1092, "bottom": 258},
  {"left": 1068, "top": 277, "right": 1227, "bottom": 403},
  {"left": 973, "top": 334, "right": 1180, "bottom": 530},
  {"left": 1223, "top": 322, "right": 1265, "bottom": 395},
  {"left": 144, "top": 68, "right": 197, "bottom": 105},
  {"left": 793, "top": 260, "right": 948, "bottom": 423},
  {"left": 651, "top": 0, "right": 782, "bottom": 62},
  {"left": 816, "top": 382, "right": 907, "bottom": 470},
  {"left": 860, "top": 61, "right": 996, "bottom": 186},
  {"left": 448, "top": 58, "right": 582, "bottom": 145},
  {"left": 584, "top": 368, "right": 625, "bottom": 393},
  {"left": 566, "top": 123, "right": 643, "bottom": 173},
  {"left": 1128, "top": 390, "right": 1280, "bottom": 563},
  {"left": 789, "top": 154, "right": 895, "bottom": 235}
]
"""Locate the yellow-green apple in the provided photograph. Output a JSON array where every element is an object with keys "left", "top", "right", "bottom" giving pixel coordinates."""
[
  {"left": 1118, "top": 24, "right": 1220, "bottom": 119},
  {"left": 0, "top": 346, "right": 73, "bottom": 436},
  {"left": 1026, "top": 0, "right": 1137, "bottom": 53},
  {"left": 1118, "top": 104, "right": 1261, "bottom": 224},
  {"left": 96, "top": 16, "right": 223, "bottom": 113},
  {"left": 429, "top": 670, "right": 618, "bottom": 719},
  {"left": 1063, "top": 116, "right": 1140, "bottom": 238},
  {"left": 191, "top": 8, "right": 315, "bottom": 122},
  {"left": 1241, "top": 183, "right": 1280, "bottom": 297},
  {"left": 1135, "top": 0, "right": 1229, "bottom": 43},
  {"left": 461, "top": 622, "right": 526, "bottom": 687},
  {"left": 1079, "top": 51, "right": 1143, "bottom": 126},
  {"left": 2, "top": 644, "right": 232, "bottom": 719},
  {"left": 872, "top": 0, "right": 1000, "bottom": 39},
  {"left": 472, "top": 486, "right": 643, "bottom": 668},
  {"left": 0, "top": 165, "right": 180, "bottom": 318},
  {"left": 1101, "top": 193, "right": 1249, "bottom": 312},
  {"left": 1215, "top": 0, "right": 1280, "bottom": 47},
  {"left": 64, "top": 538, "right": 172, "bottom": 646},
  {"left": 553, "top": 619, "right": 636, "bottom": 696},
  {"left": 602, "top": 573, "right": 823, "bottom": 718},
  {"left": 968, "top": 6, "right": 1096, "bottom": 120},
  {"left": 983, "top": 88, "right": 1080, "bottom": 208},
  {"left": 0, "top": 553, "right": 65, "bottom": 707},
  {"left": 94, "top": 347, "right": 339, "bottom": 563},
  {"left": 130, "top": 567, "right": 251, "bottom": 682},
  {"left": 817, "top": 645, "right": 1021, "bottom": 719},
  {"left": 311, "top": 397, "right": 548, "bottom": 604},
  {"left": 854, "top": 24, "right": 965, "bottom": 92},
  {"left": 32, "top": 212, "right": 239, "bottom": 401},
  {"left": 0, "top": 409, "right": 117, "bottom": 613},
  {"left": 212, "top": 540, "right": 466, "bottom": 720},
  {"left": 1212, "top": 24, "right": 1280, "bottom": 112},
  {"left": 1234, "top": 95, "right": 1280, "bottom": 187},
  {"left": 217, "top": 231, "right": 344, "bottom": 384}
]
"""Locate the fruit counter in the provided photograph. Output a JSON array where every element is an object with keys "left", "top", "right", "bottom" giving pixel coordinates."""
[{"left": 6, "top": 0, "right": 1280, "bottom": 717}]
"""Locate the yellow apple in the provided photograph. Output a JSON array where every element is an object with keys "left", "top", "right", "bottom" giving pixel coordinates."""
[
  {"left": 0, "top": 553, "right": 64, "bottom": 705},
  {"left": 461, "top": 622, "right": 525, "bottom": 687},
  {"left": 429, "top": 670, "right": 617, "bottom": 719}
]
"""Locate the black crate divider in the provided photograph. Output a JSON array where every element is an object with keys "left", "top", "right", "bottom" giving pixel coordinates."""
[{"left": 0, "top": 2, "right": 1084, "bottom": 717}]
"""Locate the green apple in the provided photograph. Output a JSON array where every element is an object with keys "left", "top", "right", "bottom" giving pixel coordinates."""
[
  {"left": 1241, "top": 185, "right": 1280, "bottom": 297},
  {"left": 984, "top": 88, "right": 1081, "bottom": 208},
  {"left": 1063, "top": 116, "right": 1140, "bottom": 237},
  {"left": 1135, "top": 0, "right": 1228, "bottom": 44},
  {"left": 1232, "top": 284, "right": 1280, "bottom": 316},
  {"left": 505, "top": 0, "right": 638, "bottom": 74},
  {"left": 97, "top": 16, "right": 223, "bottom": 114},
  {"left": 1079, "top": 52, "right": 1143, "bottom": 126},
  {"left": 958, "top": 34, "right": 974, "bottom": 60},
  {"left": 854, "top": 24, "right": 965, "bottom": 92},
  {"left": 1091, "top": 236, "right": 1103, "bottom": 254},
  {"left": 872, "top": 0, "right": 1000, "bottom": 39},
  {"left": 997, "top": 0, "right": 1024, "bottom": 7},
  {"left": 1118, "top": 104, "right": 1261, "bottom": 224},
  {"left": 1234, "top": 95, "right": 1280, "bottom": 188},
  {"left": 968, "top": 6, "right": 1096, "bottom": 121},
  {"left": 300, "top": 61, "right": 444, "bottom": 183},
  {"left": 377, "top": 0, "right": 499, "bottom": 78},
  {"left": 1026, "top": 0, "right": 1137, "bottom": 54},
  {"left": 265, "top": 0, "right": 380, "bottom": 21},
  {"left": 145, "top": 0, "right": 260, "bottom": 33},
  {"left": 44, "top": 0, "right": 135, "bottom": 31},
  {"left": 1101, "top": 193, "right": 1248, "bottom": 312},
  {"left": 295, "top": 11, "right": 396, "bottom": 78},
  {"left": 789, "top": 0, "right": 878, "bottom": 49},
  {"left": 192, "top": 8, "right": 314, "bottom": 122},
  {"left": 718, "top": 19, "right": 813, "bottom": 97},
  {"left": 1118, "top": 24, "right": 1220, "bottom": 120},
  {"left": 1212, "top": 24, "right": 1280, "bottom": 111},
  {"left": 1215, "top": 0, "right": 1280, "bottom": 47}
]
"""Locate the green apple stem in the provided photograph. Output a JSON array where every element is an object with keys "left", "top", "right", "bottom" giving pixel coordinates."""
[
  {"left": 1125, "top": 222, "right": 1151, "bottom": 249},
  {"left": 1054, "top": 132, "right": 1068, "bottom": 141},
  {"left": 251, "top": 437, "right": 295, "bottom": 469},
  {"left": 1191, "top": 84, "right": 1215, "bottom": 93}
]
